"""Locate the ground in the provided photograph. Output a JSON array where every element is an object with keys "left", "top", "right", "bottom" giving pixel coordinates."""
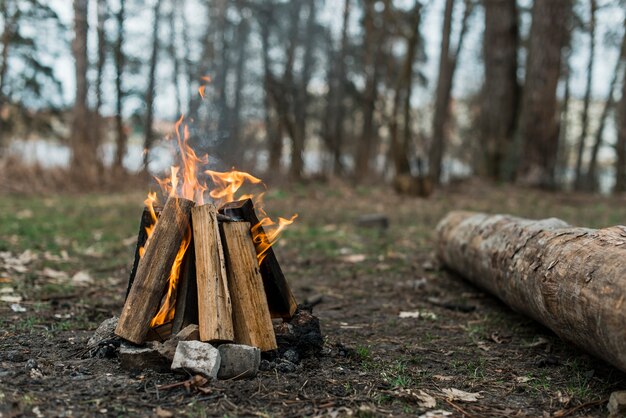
[{"left": 1, "top": 180, "right": 626, "bottom": 417}]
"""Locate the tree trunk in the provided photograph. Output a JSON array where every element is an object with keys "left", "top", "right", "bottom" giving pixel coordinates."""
[
  {"left": 227, "top": 16, "right": 249, "bottom": 166},
  {"left": 0, "top": 0, "right": 16, "bottom": 149},
  {"left": 481, "top": 0, "right": 519, "bottom": 181},
  {"left": 585, "top": 25, "right": 626, "bottom": 191},
  {"left": 573, "top": 0, "right": 597, "bottom": 190},
  {"left": 437, "top": 211, "right": 626, "bottom": 373},
  {"left": 167, "top": 2, "right": 182, "bottom": 117},
  {"left": 555, "top": 51, "right": 572, "bottom": 187},
  {"left": 354, "top": 0, "right": 381, "bottom": 182},
  {"left": 428, "top": 0, "right": 472, "bottom": 184},
  {"left": 142, "top": 0, "right": 163, "bottom": 172},
  {"left": 113, "top": 0, "right": 126, "bottom": 174},
  {"left": 615, "top": 62, "right": 626, "bottom": 193},
  {"left": 259, "top": 15, "right": 281, "bottom": 174},
  {"left": 331, "top": 0, "right": 351, "bottom": 175},
  {"left": 70, "top": 0, "right": 99, "bottom": 184},
  {"left": 517, "top": 0, "right": 571, "bottom": 188},
  {"left": 290, "top": 0, "right": 317, "bottom": 180}
]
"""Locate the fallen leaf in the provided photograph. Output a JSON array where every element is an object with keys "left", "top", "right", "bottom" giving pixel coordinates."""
[
  {"left": 0, "top": 295, "right": 22, "bottom": 303},
  {"left": 440, "top": 388, "right": 483, "bottom": 402},
  {"left": 418, "top": 410, "right": 452, "bottom": 418},
  {"left": 0, "top": 287, "right": 14, "bottom": 294},
  {"left": 16, "top": 209, "right": 33, "bottom": 219},
  {"left": 10, "top": 303, "right": 26, "bottom": 312},
  {"left": 71, "top": 271, "right": 94, "bottom": 286},
  {"left": 395, "top": 388, "right": 437, "bottom": 408},
  {"left": 516, "top": 376, "right": 531, "bottom": 383},
  {"left": 41, "top": 267, "right": 69, "bottom": 281},
  {"left": 399, "top": 311, "right": 437, "bottom": 320},
  {"left": 432, "top": 375, "right": 454, "bottom": 382},
  {"left": 341, "top": 254, "right": 366, "bottom": 263},
  {"left": 155, "top": 407, "right": 174, "bottom": 418},
  {"left": 122, "top": 236, "right": 137, "bottom": 246},
  {"left": 524, "top": 337, "right": 549, "bottom": 348}
]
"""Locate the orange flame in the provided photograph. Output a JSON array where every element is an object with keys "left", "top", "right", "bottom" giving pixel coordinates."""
[
  {"left": 205, "top": 169, "right": 262, "bottom": 207},
  {"left": 251, "top": 214, "right": 298, "bottom": 265},
  {"left": 149, "top": 225, "right": 192, "bottom": 327},
  {"left": 141, "top": 112, "right": 297, "bottom": 328}
]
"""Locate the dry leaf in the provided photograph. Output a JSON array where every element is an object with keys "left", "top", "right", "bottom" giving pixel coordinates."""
[
  {"left": 0, "top": 295, "right": 22, "bottom": 303},
  {"left": 341, "top": 254, "right": 366, "bottom": 263},
  {"left": 433, "top": 375, "right": 454, "bottom": 382},
  {"left": 516, "top": 376, "right": 531, "bottom": 383},
  {"left": 418, "top": 410, "right": 452, "bottom": 418},
  {"left": 10, "top": 303, "right": 26, "bottom": 313},
  {"left": 71, "top": 271, "right": 94, "bottom": 286},
  {"left": 395, "top": 388, "right": 437, "bottom": 408},
  {"left": 155, "top": 407, "right": 174, "bottom": 418},
  {"left": 399, "top": 311, "right": 437, "bottom": 320},
  {"left": 41, "top": 268, "right": 69, "bottom": 281},
  {"left": 440, "top": 388, "right": 483, "bottom": 402}
]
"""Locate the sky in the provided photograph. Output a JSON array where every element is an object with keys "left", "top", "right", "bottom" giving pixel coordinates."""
[{"left": 45, "top": 0, "right": 626, "bottom": 119}]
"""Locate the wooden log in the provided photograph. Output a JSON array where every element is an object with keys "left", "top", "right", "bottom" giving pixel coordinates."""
[
  {"left": 219, "top": 199, "right": 297, "bottom": 318},
  {"left": 171, "top": 238, "right": 198, "bottom": 335},
  {"left": 220, "top": 221, "right": 277, "bottom": 351},
  {"left": 436, "top": 211, "right": 626, "bottom": 372},
  {"left": 191, "top": 204, "right": 234, "bottom": 342},
  {"left": 116, "top": 197, "right": 195, "bottom": 344},
  {"left": 126, "top": 206, "right": 162, "bottom": 299}
]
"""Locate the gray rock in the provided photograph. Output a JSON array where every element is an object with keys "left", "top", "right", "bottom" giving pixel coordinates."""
[
  {"left": 217, "top": 344, "right": 261, "bottom": 380},
  {"left": 282, "top": 349, "right": 299, "bottom": 364},
  {"left": 88, "top": 316, "right": 118, "bottom": 346},
  {"left": 259, "top": 359, "right": 275, "bottom": 371},
  {"left": 119, "top": 342, "right": 169, "bottom": 372},
  {"left": 171, "top": 341, "right": 220, "bottom": 379},
  {"left": 608, "top": 391, "right": 626, "bottom": 417},
  {"left": 25, "top": 359, "right": 38, "bottom": 370},
  {"left": 276, "top": 360, "right": 297, "bottom": 373}
]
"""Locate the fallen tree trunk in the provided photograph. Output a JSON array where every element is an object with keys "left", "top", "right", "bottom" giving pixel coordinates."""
[{"left": 436, "top": 211, "right": 626, "bottom": 372}]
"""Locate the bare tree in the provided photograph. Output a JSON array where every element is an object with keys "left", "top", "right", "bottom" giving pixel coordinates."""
[
  {"left": 517, "top": 0, "right": 572, "bottom": 188},
  {"left": 614, "top": 49, "right": 626, "bottom": 193},
  {"left": 113, "top": 0, "right": 126, "bottom": 173},
  {"left": 70, "top": 0, "right": 100, "bottom": 183},
  {"left": 573, "top": 0, "right": 597, "bottom": 190},
  {"left": 142, "top": 0, "right": 163, "bottom": 172},
  {"left": 481, "top": 0, "right": 519, "bottom": 181},
  {"left": 585, "top": 23, "right": 626, "bottom": 190},
  {"left": 428, "top": 0, "right": 473, "bottom": 184}
]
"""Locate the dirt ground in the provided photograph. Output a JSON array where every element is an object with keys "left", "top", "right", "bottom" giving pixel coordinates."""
[{"left": 1, "top": 180, "right": 626, "bottom": 417}]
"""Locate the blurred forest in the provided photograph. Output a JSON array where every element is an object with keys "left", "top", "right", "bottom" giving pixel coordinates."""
[{"left": 0, "top": 0, "right": 625, "bottom": 193}]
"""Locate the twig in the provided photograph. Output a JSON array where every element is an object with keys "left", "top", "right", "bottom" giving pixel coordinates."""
[
  {"left": 552, "top": 398, "right": 608, "bottom": 417},
  {"left": 445, "top": 399, "right": 476, "bottom": 418}
]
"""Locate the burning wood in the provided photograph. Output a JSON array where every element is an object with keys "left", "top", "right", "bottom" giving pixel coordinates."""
[
  {"left": 191, "top": 204, "right": 234, "bottom": 343},
  {"left": 115, "top": 115, "right": 297, "bottom": 352},
  {"left": 116, "top": 197, "right": 195, "bottom": 344}
]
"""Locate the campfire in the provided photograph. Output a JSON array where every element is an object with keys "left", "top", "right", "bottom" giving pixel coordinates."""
[{"left": 106, "top": 116, "right": 309, "bottom": 378}]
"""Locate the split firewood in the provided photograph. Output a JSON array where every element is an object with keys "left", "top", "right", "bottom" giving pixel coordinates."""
[
  {"left": 220, "top": 221, "right": 277, "bottom": 351},
  {"left": 116, "top": 197, "right": 195, "bottom": 344},
  {"left": 220, "top": 199, "right": 297, "bottom": 319},
  {"left": 126, "top": 206, "right": 162, "bottom": 299},
  {"left": 191, "top": 204, "right": 234, "bottom": 342},
  {"left": 436, "top": 211, "right": 626, "bottom": 372},
  {"left": 172, "top": 238, "right": 198, "bottom": 335}
]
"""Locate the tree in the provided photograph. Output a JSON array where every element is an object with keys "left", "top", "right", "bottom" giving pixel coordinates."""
[
  {"left": 615, "top": 55, "right": 626, "bottom": 193},
  {"left": 113, "top": 0, "right": 126, "bottom": 174},
  {"left": 481, "top": 0, "right": 519, "bottom": 181},
  {"left": 142, "top": 0, "right": 163, "bottom": 172},
  {"left": 584, "top": 20, "right": 626, "bottom": 190},
  {"left": 517, "top": 0, "right": 572, "bottom": 188},
  {"left": 70, "top": 0, "right": 100, "bottom": 183},
  {"left": 428, "top": 0, "right": 473, "bottom": 184},
  {"left": 573, "top": 0, "right": 597, "bottom": 190}
]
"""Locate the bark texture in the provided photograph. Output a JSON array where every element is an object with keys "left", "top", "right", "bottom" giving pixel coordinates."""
[
  {"left": 436, "top": 211, "right": 626, "bottom": 372},
  {"left": 481, "top": 0, "right": 518, "bottom": 180},
  {"left": 517, "top": 0, "right": 571, "bottom": 187}
]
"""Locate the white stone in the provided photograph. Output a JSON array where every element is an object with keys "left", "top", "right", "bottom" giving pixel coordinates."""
[{"left": 171, "top": 341, "right": 220, "bottom": 379}]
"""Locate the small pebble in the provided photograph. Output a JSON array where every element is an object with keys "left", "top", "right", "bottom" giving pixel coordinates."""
[
  {"left": 25, "top": 359, "right": 38, "bottom": 370},
  {"left": 282, "top": 349, "right": 300, "bottom": 364},
  {"left": 259, "top": 360, "right": 275, "bottom": 371},
  {"left": 276, "top": 360, "right": 297, "bottom": 373}
]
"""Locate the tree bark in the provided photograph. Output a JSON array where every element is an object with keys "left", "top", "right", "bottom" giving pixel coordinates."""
[
  {"left": 573, "top": 0, "right": 597, "bottom": 190},
  {"left": 615, "top": 60, "right": 626, "bottom": 193},
  {"left": 585, "top": 25, "right": 626, "bottom": 191},
  {"left": 142, "top": 0, "right": 163, "bottom": 172},
  {"left": 331, "top": 0, "right": 351, "bottom": 175},
  {"left": 481, "top": 0, "right": 519, "bottom": 181},
  {"left": 227, "top": 14, "right": 249, "bottom": 166},
  {"left": 167, "top": 2, "right": 182, "bottom": 117},
  {"left": 428, "top": 0, "right": 472, "bottom": 184},
  {"left": 113, "top": 0, "right": 126, "bottom": 174},
  {"left": 70, "top": 0, "right": 99, "bottom": 184},
  {"left": 517, "top": 0, "right": 572, "bottom": 188},
  {"left": 437, "top": 211, "right": 626, "bottom": 373}
]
